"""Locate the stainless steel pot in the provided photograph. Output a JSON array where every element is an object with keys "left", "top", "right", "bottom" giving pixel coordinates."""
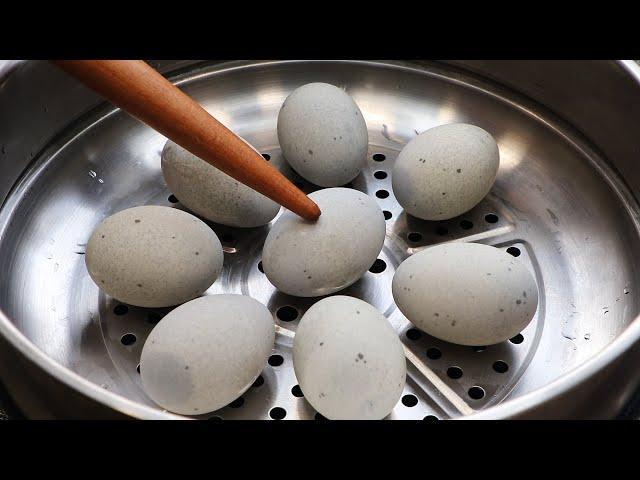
[{"left": 1, "top": 60, "right": 639, "bottom": 419}]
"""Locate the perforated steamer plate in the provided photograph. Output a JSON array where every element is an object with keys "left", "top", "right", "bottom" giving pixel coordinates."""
[{"left": 0, "top": 60, "right": 639, "bottom": 419}]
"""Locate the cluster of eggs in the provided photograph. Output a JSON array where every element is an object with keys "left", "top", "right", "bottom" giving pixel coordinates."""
[{"left": 85, "top": 82, "right": 538, "bottom": 420}]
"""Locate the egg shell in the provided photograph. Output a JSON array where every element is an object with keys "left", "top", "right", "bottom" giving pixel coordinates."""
[
  {"left": 392, "top": 242, "right": 538, "bottom": 346},
  {"left": 277, "top": 83, "right": 368, "bottom": 187},
  {"left": 392, "top": 123, "right": 499, "bottom": 221},
  {"left": 140, "top": 294, "right": 275, "bottom": 415},
  {"left": 293, "top": 296, "right": 406, "bottom": 420},
  {"left": 86, "top": 205, "right": 223, "bottom": 308},
  {"left": 161, "top": 141, "right": 280, "bottom": 228},
  {"left": 262, "top": 188, "right": 386, "bottom": 297}
]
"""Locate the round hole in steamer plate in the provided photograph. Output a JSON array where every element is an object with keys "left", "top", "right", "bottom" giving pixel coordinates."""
[
  {"left": 435, "top": 226, "right": 448, "bottom": 236},
  {"left": 407, "top": 232, "right": 423, "bottom": 242},
  {"left": 374, "top": 170, "right": 388, "bottom": 180},
  {"left": 168, "top": 194, "right": 179, "bottom": 203},
  {"left": 376, "top": 189, "right": 390, "bottom": 199},
  {"left": 426, "top": 347, "right": 442, "bottom": 360},
  {"left": 261, "top": 153, "right": 271, "bottom": 161},
  {"left": 314, "top": 412, "right": 328, "bottom": 421},
  {"left": 446, "top": 366, "right": 463, "bottom": 379},
  {"left": 460, "top": 219, "right": 473, "bottom": 230},
  {"left": 373, "top": 153, "right": 386, "bottom": 162},
  {"left": 228, "top": 397, "right": 245, "bottom": 408},
  {"left": 113, "top": 304, "right": 128, "bottom": 316},
  {"left": 369, "top": 258, "right": 387, "bottom": 273},
  {"left": 268, "top": 354, "right": 284, "bottom": 367},
  {"left": 402, "top": 394, "right": 418, "bottom": 407},
  {"left": 406, "top": 328, "right": 422, "bottom": 341},
  {"left": 120, "top": 333, "right": 136, "bottom": 346},
  {"left": 257, "top": 261, "right": 264, "bottom": 273},
  {"left": 423, "top": 415, "right": 439, "bottom": 422},
  {"left": 506, "top": 246, "right": 521, "bottom": 257},
  {"left": 269, "top": 407, "right": 287, "bottom": 420},
  {"left": 383, "top": 210, "right": 392, "bottom": 220},
  {"left": 468, "top": 386, "right": 485, "bottom": 400},
  {"left": 509, "top": 333, "right": 524, "bottom": 344},
  {"left": 276, "top": 305, "right": 298, "bottom": 322},
  {"left": 493, "top": 360, "right": 509, "bottom": 373},
  {"left": 291, "top": 385, "right": 304, "bottom": 398},
  {"left": 485, "top": 213, "right": 499, "bottom": 223}
]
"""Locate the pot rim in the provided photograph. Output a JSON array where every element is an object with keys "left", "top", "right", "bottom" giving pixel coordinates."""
[{"left": 1, "top": 59, "right": 639, "bottom": 419}]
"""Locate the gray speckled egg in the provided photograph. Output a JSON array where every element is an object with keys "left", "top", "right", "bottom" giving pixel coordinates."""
[
  {"left": 392, "top": 242, "right": 538, "bottom": 346},
  {"left": 161, "top": 140, "right": 280, "bottom": 227},
  {"left": 86, "top": 205, "right": 223, "bottom": 308},
  {"left": 262, "top": 188, "right": 385, "bottom": 297},
  {"left": 392, "top": 123, "right": 500, "bottom": 220},
  {"left": 140, "top": 294, "right": 274, "bottom": 415},
  {"left": 293, "top": 296, "right": 406, "bottom": 420},
  {"left": 277, "top": 83, "right": 368, "bottom": 187}
]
